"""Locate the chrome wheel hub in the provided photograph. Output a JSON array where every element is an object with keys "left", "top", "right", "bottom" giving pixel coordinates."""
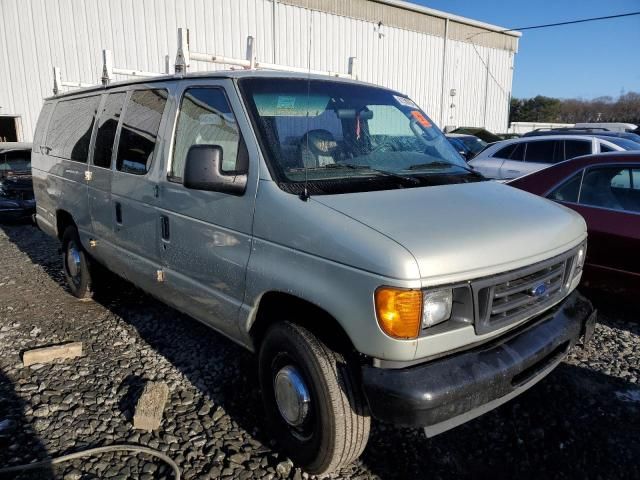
[
  {"left": 67, "top": 244, "right": 81, "bottom": 278},
  {"left": 274, "top": 365, "right": 311, "bottom": 427}
]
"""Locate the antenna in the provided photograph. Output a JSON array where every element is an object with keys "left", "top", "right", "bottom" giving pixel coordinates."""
[{"left": 300, "top": 8, "right": 314, "bottom": 201}]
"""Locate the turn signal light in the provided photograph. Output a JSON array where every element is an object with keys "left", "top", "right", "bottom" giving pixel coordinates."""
[{"left": 375, "top": 287, "right": 422, "bottom": 339}]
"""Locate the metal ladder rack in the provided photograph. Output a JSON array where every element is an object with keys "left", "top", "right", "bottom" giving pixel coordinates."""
[
  {"left": 52, "top": 50, "right": 169, "bottom": 95},
  {"left": 52, "top": 27, "right": 359, "bottom": 95},
  {"left": 174, "top": 27, "right": 359, "bottom": 79}
]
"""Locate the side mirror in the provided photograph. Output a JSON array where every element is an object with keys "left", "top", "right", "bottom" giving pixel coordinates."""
[{"left": 183, "top": 144, "right": 247, "bottom": 195}]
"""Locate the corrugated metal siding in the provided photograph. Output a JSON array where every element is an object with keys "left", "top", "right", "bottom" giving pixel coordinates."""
[
  {"left": 449, "top": 21, "right": 518, "bottom": 52},
  {"left": 277, "top": 0, "right": 445, "bottom": 37},
  {"left": 0, "top": 0, "right": 515, "bottom": 140}
]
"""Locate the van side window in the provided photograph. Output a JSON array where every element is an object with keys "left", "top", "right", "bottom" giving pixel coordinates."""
[
  {"left": 171, "top": 87, "right": 242, "bottom": 180},
  {"left": 116, "top": 89, "right": 168, "bottom": 175},
  {"left": 93, "top": 93, "right": 126, "bottom": 169},
  {"left": 46, "top": 96, "right": 100, "bottom": 162},
  {"left": 33, "top": 102, "right": 54, "bottom": 152}
]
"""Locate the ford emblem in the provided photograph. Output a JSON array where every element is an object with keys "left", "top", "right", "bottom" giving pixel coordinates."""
[{"left": 530, "top": 284, "right": 547, "bottom": 297}]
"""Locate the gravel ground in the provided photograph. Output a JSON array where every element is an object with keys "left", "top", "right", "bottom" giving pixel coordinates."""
[{"left": 0, "top": 222, "right": 638, "bottom": 480}]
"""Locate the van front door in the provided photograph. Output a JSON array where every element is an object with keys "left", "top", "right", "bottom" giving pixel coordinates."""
[{"left": 157, "top": 82, "right": 257, "bottom": 339}]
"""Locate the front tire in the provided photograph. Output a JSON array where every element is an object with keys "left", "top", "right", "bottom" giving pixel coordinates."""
[
  {"left": 258, "top": 322, "right": 370, "bottom": 475},
  {"left": 61, "top": 226, "right": 94, "bottom": 299}
]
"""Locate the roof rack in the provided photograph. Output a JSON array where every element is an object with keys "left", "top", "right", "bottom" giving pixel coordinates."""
[
  {"left": 52, "top": 27, "right": 359, "bottom": 96},
  {"left": 174, "top": 28, "right": 358, "bottom": 79},
  {"left": 52, "top": 67, "right": 98, "bottom": 95},
  {"left": 52, "top": 50, "right": 169, "bottom": 95},
  {"left": 101, "top": 49, "right": 169, "bottom": 85}
]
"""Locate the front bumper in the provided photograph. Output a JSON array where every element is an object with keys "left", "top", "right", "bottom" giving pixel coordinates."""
[{"left": 361, "top": 290, "right": 596, "bottom": 435}]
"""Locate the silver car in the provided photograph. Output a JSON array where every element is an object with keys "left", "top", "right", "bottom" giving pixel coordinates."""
[
  {"left": 32, "top": 71, "right": 596, "bottom": 475},
  {"left": 469, "top": 134, "right": 631, "bottom": 180}
]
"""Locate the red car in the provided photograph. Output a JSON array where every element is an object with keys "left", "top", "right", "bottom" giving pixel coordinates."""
[{"left": 508, "top": 152, "right": 640, "bottom": 295}]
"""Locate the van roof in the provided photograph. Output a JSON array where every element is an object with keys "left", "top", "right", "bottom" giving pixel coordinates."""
[{"left": 46, "top": 69, "right": 402, "bottom": 101}]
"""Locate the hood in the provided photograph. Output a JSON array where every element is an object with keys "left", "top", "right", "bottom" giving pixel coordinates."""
[{"left": 313, "top": 181, "right": 586, "bottom": 284}]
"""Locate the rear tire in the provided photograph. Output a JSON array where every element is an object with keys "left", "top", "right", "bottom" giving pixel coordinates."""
[
  {"left": 61, "top": 226, "right": 94, "bottom": 299},
  {"left": 258, "top": 321, "right": 370, "bottom": 475}
]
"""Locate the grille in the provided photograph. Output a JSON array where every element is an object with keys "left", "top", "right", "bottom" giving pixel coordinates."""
[{"left": 474, "top": 250, "right": 576, "bottom": 335}]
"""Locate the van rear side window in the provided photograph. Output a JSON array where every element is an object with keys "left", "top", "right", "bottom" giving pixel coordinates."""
[
  {"left": 93, "top": 93, "right": 126, "bottom": 169},
  {"left": 116, "top": 89, "right": 168, "bottom": 175},
  {"left": 33, "top": 102, "right": 54, "bottom": 152},
  {"left": 46, "top": 96, "right": 100, "bottom": 162}
]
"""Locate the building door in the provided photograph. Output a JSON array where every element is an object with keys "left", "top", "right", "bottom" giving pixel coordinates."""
[{"left": 0, "top": 115, "right": 22, "bottom": 142}]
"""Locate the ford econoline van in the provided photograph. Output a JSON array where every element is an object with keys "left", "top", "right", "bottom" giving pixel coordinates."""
[{"left": 32, "top": 71, "right": 596, "bottom": 475}]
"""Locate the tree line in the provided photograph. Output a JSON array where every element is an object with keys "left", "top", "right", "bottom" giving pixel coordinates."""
[{"left": 509, "top": 91, "right": 640, "bottom": 124}]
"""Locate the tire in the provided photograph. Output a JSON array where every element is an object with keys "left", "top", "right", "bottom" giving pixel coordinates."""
[
  {"left": 61, "top": 226, "right": 94, "bottom": 299},
  {"left": 258, "top": 322, "right": 371, "bottom": 475}
]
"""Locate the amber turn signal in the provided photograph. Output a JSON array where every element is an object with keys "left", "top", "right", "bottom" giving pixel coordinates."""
[{"left": 375, "top": 287, "right": 422, "bottom": 339}]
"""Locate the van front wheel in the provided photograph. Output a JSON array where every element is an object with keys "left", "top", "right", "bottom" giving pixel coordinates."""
[
  {"left": 61, "top": 226, "right": 94, "bottom": 299},
  {"left": 258, "top": 322, "right": 370, "bottom": 475}
]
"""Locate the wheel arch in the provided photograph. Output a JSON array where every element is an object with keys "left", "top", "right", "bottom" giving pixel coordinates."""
[
  {"left": 249, "top": 291, "right": 357, "bottom": 356},
  {"left": 55, "top": 209, "right": 76, "bottom": 240}
]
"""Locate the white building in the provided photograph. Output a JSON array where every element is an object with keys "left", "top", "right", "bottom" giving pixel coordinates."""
[{"left": 0, "top": 0, "right": 520, "bottom": 141}]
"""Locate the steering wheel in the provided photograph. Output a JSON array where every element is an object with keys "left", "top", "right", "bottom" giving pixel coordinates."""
[{"left": 370, "top": 137, "right": 398, "bottom": 153}]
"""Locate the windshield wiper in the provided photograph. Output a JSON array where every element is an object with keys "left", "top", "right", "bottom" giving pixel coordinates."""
[
  {"left": 407, "top": 161, "right": 482, "bottom": 176},
  {"left": 327, "top": 163, "right": 421, "bottom": 184}
]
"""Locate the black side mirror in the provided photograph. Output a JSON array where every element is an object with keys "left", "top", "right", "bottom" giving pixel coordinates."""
[{"left": 183, "top": 144, "right": 247, "bottom": 195}]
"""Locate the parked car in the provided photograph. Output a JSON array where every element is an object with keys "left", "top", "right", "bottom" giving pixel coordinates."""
[
  {"left": 445, "top": 133, "right": 487, "bottom": 160},
  {"left": 523, "top": 127, "right": 640, "bottom": 144},
  {"left": 0, "top": 142, "right": 35, "bottom": 220},
  {"left": 508, "top": 152, "right": 639, "bottom": 295},
  {"left": 469, "top": 135, "right": 636, "bottom": 180},
  {"left": 448, "top": 126, "right": 503, "bottom": 143},
  {"left": 31, "top": 71, "right": 595, "bottom": 475}
]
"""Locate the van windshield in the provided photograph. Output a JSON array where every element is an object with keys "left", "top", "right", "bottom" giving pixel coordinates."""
[{"left": 239, "top": 78, "right": 482, "bottom": 195}]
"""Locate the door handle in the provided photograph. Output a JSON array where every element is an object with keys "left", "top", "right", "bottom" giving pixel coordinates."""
[
  {"left": 115, "top": 202, "right": 122, "bottom": 225},
  {"left": 160, "top": 215, "right": 170, "bottom": 240}
]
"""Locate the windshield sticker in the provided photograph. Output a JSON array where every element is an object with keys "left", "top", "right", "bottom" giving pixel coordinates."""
[
  {"left": 394, "top": 95, "right": 418, "bottom": 109},
  {"left": 410, "top": 110, "right": 432, "bottom": 128}
]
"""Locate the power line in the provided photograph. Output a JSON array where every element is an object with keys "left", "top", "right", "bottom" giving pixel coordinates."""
[
  {"left": 503, "top": 11, "right": 640, "bottom": 33},
  {"left": 463, "top": 11, "right": 640, "bottom": 102}
]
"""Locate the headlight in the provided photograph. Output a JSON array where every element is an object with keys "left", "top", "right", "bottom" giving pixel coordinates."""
[
  {"left": 573, "top": 241, "right": 587, "bottom": 278},
  {"left": 422, "top": 289, "right": 453, "bottom": 328}
]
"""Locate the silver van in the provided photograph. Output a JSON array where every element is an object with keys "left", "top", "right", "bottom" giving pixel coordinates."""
[{"left": 32, "top": 71, "right": 596, "bottom": 475}]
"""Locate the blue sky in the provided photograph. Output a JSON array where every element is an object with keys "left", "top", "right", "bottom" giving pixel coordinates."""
[{"left": 411, "top": 0, "right": 640, "bottom": 100}]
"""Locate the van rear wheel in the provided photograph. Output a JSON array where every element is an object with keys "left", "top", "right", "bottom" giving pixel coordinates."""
[
  {"left": 61, "top": 226, "right": 94, "bottom": 300},
  {"left": 258, "top": 322, "right": 370, "bottom": 475}
]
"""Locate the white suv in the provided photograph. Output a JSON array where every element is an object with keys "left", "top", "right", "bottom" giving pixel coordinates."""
[{"left": 469, "top": 135, "right": 632, "bottom": 180}]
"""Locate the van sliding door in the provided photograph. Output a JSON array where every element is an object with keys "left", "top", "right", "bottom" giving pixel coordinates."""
[{"left": 109, "top": 88, "right": 169, "bottom": 289}]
